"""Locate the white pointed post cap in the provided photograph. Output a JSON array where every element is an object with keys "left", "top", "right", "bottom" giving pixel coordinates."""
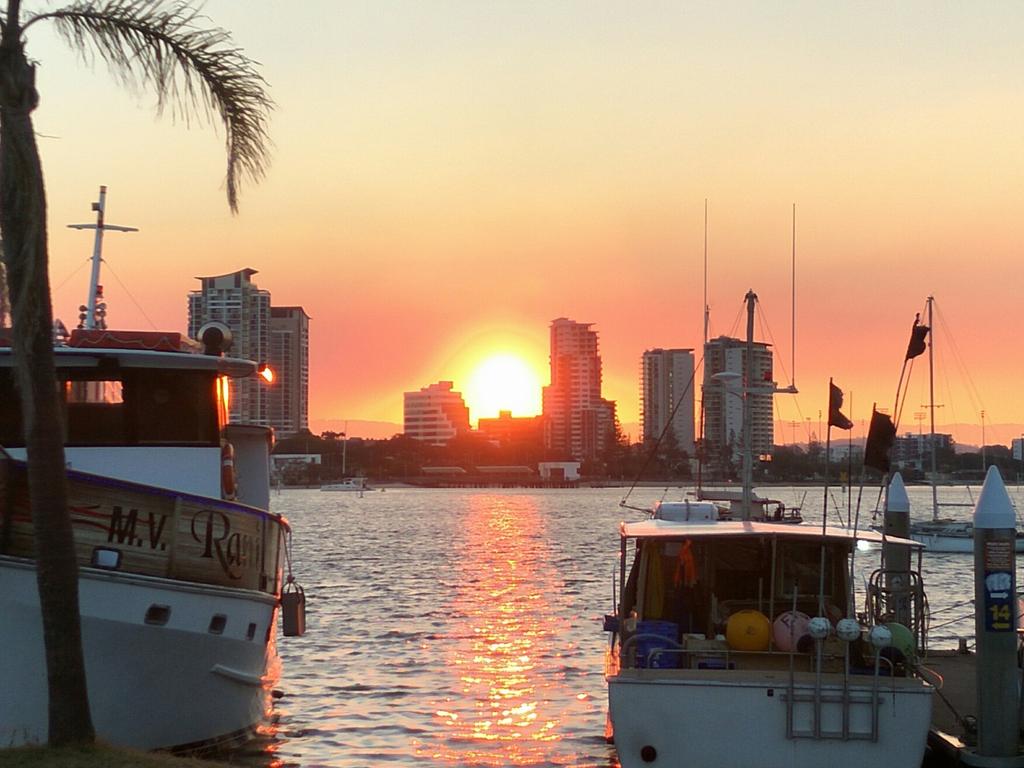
[
  {"left": 974, "top": 465, "right": 1016, "bottom": 529},
  {"left": 887, "top": 472, "right": 910, "bottom": 513}
]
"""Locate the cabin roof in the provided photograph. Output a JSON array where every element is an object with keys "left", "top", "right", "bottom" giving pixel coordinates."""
[
  {"left": 0, "top": 346, "right": 255, "bottom": 377},
  {"left": 620, "top": 518, "right": 922, "bottom": 547}
]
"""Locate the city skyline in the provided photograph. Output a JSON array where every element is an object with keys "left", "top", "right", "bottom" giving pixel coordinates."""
[{"left": 28, "top": 1, "right": 1024, "bottom": 449}]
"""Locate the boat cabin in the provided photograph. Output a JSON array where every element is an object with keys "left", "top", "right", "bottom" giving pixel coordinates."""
[
  {"left": 620, "top": 522, "right": 851, "bottom": 640},
  {"left": 0, "top": 330, "right": 270, "bottom": 508},
  {"left": 613, "top": 519, "right": 921, "bottom": 671}
]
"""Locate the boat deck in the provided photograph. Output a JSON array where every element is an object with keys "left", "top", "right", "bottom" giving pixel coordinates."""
[
  {"left": 920, "top": 648, "right": 1006, "bottom": 766},
  {"left": 924, "top": 649, "right": 976, "bottom": 740}
]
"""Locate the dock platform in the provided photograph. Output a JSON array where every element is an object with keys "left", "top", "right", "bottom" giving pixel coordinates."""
[{"left": 923, "top": 648, "right": 980, "bottom": 765}]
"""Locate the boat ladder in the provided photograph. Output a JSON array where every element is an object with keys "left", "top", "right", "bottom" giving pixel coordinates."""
[{"left": 783, "top": 645, "right": 894, "bottom": 742}]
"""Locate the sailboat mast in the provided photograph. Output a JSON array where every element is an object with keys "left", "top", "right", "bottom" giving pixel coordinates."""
[
  {"left": 697, "top": 200, "right": 709, "bottom": 493},
  {"left": 742, "top": 289, "right": 756, "bottom": 520},
  {"left": 791, "top": 203, "right": 796, "bottom": 388},
  {"left": 703, "top": 198, "right": 709, "bottom": 348},
  {"left": 927, "top": 296, "right": 938, "bottom": 520}
]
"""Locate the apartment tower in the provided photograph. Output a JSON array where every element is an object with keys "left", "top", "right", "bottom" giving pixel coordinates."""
[
  {"left": 403, "top": 381, "right": 471, "bottom": 446},
  {"left": 188, "top": 268, "right": 271, "bottom": 427},
  {"left": 268, "top": 306, "right": 311, "bottom": 438},
  {"left": 542, "top": 318, "right": 617, "bottom": 462},
  {"left": 702, "top": 335, "right": 774, "bottom": 473},
  {"left": 641, "top": 348, "right": 695, "bottom": 454}
]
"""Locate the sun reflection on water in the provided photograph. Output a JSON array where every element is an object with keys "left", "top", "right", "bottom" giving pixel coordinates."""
[{"left": 420, "top": 494, "right": 582, "bottom": 766}]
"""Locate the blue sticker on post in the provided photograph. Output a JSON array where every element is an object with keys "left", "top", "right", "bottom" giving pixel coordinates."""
[{"left": 984, "top": 570, "right": 1013, "bottom": 632}]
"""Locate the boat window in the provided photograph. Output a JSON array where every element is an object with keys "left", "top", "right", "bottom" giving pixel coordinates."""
[
  {"left": 64, "top": 375, "right": 128, "bottom": 445},
  {"left": 55, "top": 368, "right": 220, "bottom": 447},
  {"left": 711, "top": 539, "right": 770, "bottom": 601},
  {"left": 636, "top": 539, "right": 711, "bottom": 636},
  {"left": 774, "top": 541, "right": 847, "bottom": 610},
  {"left": 144, "top": 604, "right": 171, "bottom": 626},
  {"left": 0, "top": 370, "right": 24, "bottom": 447},
  {"left": 126, "top": 369, "right": 219, "bottom": 445}
]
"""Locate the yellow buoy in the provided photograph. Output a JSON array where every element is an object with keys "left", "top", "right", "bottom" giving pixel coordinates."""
[{"left": 726, "top": 609, "right": 771, "bottom": 651}]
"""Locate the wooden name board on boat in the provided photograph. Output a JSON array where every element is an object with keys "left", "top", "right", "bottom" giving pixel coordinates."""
[{"left": 1, "top": 461, "right": 285, "bottom": 596}]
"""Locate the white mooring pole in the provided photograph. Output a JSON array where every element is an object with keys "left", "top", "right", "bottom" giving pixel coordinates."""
[
  {"left": 882, "top": 472, "right": 912, "bottom": 627},
  {"left": 962, "top": 466, "right": 1024, "bottom": 766}
]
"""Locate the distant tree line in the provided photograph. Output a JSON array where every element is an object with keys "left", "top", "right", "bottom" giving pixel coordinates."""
[{"left": 275, "top": 429, "right": 1024, "bottom": 486}]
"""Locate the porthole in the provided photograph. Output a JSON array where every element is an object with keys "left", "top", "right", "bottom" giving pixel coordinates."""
[
  {"left": 209, "top": 614, "right": 227, "bottom": 634},
  {"left": 145, "top": 604, "right": 171, "bottom": 626}
]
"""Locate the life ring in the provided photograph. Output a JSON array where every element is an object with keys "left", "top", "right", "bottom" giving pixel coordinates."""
[{"left": 221, "top": 441, "right": 237, "bottom": 499}]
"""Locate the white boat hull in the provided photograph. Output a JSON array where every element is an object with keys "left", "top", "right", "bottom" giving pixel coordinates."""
[
  {"left": 320, "top": 478, "right": 367, "bottom": 492},
  {"left": 608, "top": 669, "right": 932, "bottom": 768},
  {"left": 909, "top": 532, "right": 976, "bottom": 553},
  {"left": 908, "top": 529, "right": 1024, "bottom": 553},
  {"left": 0, "top": 555, "right": 280, "bottom": 751}
]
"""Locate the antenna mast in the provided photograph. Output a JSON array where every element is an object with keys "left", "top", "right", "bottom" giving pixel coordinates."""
[
  {"left": 791, "top": 203, "right": 796, "bottom": 389},
  {"left": 697, "top": 199, "right": 709, "bottom": 493},
  {"left": 67, "top": 186, "right": 138, "bottom": 329},
  {"left": 703, "top": 198, "right": 709, "bottom": 347}
]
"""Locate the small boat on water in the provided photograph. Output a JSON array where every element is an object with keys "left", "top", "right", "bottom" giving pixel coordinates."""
[
  {"left": 605, "top": 287, "right": 933, "bottom": 767},
  {"left": 694, "top": 487, "right": 803, "bottom": 523},
  {"left": 321, "top": 477, "right": 368, "bottom": 493},
  {"left": 0, "top": 188, "right": 303, "bottom": 751},
  {"left": 319, "top": 425, "right": 368, "bottom": 494},
  {"left": 604, "top": 495, "right": 934, "bottom": 768}
]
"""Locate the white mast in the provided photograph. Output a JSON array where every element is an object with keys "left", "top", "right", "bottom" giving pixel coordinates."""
[
  {"left": 67, "top": 186, "right": 138, "bottom": 329},
  {"left": 742, "top": 289, "right": 756, "bottom": 519},
  {"left": 927, "top": 296, "right": 938, "bottom": 521},
  {"left": 703, "top": 198, "right": 709, "bottom": 348}
]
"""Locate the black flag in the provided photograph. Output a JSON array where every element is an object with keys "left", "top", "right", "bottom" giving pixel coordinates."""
[
  {"left": 905, "top": 313, "right": 930, "bottom": 360},
  {"left": 864, "top": 409, "right": 896, "bottom": 473},
  {"left": 828, "top": 381, "right": 854, "bottom": 430}
]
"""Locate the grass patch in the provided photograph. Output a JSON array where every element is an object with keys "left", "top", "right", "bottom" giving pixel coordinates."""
[{"left": 0, "top": 744, "right": 230, "bottom": 768}]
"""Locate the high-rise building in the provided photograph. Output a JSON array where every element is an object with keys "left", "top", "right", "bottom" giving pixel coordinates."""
[
  {"left": 189, "top": 268, "right": 271, "bottom": 427},
  {"left": 702, "top": 335, "right": 774, "bottom": 473},
  {"left": 542, "top": 318, "right": 617, "bottom": 462},
  {"left": 641, "top": 348, "right": 695, "bottom": 454},
  {"left": 404, "top": 381, "right": 471, "bottom": 446},
  {"left": 268, "top": 306, "right": 310, "bottom": 438},
  {"left": 188, "top": 268, "right": 309, "bottom": 437}
]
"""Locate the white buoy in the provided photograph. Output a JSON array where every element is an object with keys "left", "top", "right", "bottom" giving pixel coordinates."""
[
  {"left": 836, "top": 618, "right": 860, "bottom": 643},
  {"left": 962, "top": 466, "right": 1024, "bottom": 766}
]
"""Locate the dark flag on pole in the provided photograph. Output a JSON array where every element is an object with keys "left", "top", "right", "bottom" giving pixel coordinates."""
[
  {"left": 905, "top": 313, "right": 930, "bottom": 360},
  {"left": 828, "top": 381, "right": 854, "bottom": 430},
  {"left": 864, "top": 408, "right": 896, "bottom": 473}
]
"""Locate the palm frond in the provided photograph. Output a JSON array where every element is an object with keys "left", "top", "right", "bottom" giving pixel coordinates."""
[{"left": 26, "top": 0, "right": 272, "bottom": 212}]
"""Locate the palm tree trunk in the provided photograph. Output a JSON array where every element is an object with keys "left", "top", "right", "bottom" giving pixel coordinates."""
[{"left": 0, "top": 14, "right": 95, "bottom": 746}]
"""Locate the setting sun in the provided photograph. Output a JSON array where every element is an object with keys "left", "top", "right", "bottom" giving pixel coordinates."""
[{"left": 464, "top": 354, "right": 544, "bottom": 423}]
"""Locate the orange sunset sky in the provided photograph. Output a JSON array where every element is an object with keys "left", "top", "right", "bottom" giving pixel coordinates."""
[{"left": 25, "top": 1, "right": 1024, "bottom": 446}]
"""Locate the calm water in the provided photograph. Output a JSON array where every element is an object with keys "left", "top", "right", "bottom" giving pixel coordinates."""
[{"left": 237, "top": 484, "right": 1022, "bottom": 768}]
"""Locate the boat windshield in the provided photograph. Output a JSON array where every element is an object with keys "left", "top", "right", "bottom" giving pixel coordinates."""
[
  {"left": 1, "top": 367, "right": 219, "bottom": 447},
  {"left": 621, "top": 535, "right": 850, "bottom": 636}
]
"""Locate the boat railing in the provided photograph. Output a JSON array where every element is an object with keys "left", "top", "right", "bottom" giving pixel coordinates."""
[
  {"left": 618, "top": 634, "right": 903, "bottom": 677},
  {"left": 864, "top": 567, "right": 928, "bottom": 652}
]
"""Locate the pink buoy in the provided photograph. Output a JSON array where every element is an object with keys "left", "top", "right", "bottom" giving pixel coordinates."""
[{"left": 773, "top": 610, "right": 810, "bottom": 651}]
